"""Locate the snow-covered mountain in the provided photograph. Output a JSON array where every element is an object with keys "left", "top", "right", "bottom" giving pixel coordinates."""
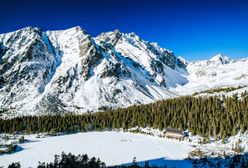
[
  {"left": 0, "top": 26, "right": 248, "bottom": 117},
  {"left": 172, "top": 54, "right": 248, "bottom": 95},
  {"left": 0, "top": 26, "right": 188, "bottom": 116}
]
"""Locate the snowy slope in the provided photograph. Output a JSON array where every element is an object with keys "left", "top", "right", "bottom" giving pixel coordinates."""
[{"left": 171, "top": 54, "right": 248, "bottom": 95}]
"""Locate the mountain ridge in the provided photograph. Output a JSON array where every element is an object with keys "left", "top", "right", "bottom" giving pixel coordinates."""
[
  {"left": 0, "top": 26, "right": 186, "bottom": 116},
  {"left": 0, "top": 26, "right": 248, "bottom": 117}
]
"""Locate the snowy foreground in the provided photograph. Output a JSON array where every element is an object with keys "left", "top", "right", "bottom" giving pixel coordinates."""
[
  {"left": 1, "top": 130, "right": 248, "bottom": 168},
  {"left": 0, "top": 131, "right": 193, "bottom": 168}
]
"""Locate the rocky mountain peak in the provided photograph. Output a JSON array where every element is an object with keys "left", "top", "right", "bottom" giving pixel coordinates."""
[
  {"left": 96, "top": 29, "right": 122, "bottom": 47},
  {"left": 209, "top": 54, "right": 231, "bottom": 64}
]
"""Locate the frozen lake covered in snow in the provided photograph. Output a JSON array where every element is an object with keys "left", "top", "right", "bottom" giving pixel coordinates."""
[{"left": 0, "top": 131, "right": 193, "bottom": 168}]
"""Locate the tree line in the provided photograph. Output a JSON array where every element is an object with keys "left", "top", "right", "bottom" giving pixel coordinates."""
[
  {"left": 0, "top": 93, "right": 248, "bottom": 140},
  {"left": 6, "top": 152, "right": 158, "bottom": 168}
]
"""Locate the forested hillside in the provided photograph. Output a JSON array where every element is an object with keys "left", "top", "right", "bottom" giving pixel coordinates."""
[{"left": 0, "top": 92, "right": 248, "bottom": 140}]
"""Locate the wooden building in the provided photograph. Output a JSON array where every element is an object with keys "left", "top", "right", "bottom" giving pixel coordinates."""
[{"left": 165, "top": 127, "right": 184, "bottom": 140}]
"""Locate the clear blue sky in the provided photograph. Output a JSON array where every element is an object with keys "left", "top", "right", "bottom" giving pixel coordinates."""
[{"left": 1, "top": 0, "right": 248, "bottom": 61}]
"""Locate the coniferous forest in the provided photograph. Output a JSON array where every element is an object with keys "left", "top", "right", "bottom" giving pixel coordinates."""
[{"left": 0, "top": 93, "right": 248, "bottom": 140}]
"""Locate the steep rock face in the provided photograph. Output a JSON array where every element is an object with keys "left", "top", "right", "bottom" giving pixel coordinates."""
[
  {"left": 37, "top": 27, "right": 104, "bottom": 114},
  {"left": 0, "top": 27, "right": 57, "bottom": 113},
  {"left": 0, "top": 26, "right": 187, "bottom": 117},
  {"left": 95, "top": 30, "right": 188, "bottom": 87}
]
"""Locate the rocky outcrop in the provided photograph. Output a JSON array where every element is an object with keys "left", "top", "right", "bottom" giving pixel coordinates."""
[{"left": 79, "top": 36, "right": 103, "bottom": 80}]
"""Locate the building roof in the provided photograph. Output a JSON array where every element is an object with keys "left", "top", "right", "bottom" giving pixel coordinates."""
[{"left": 165, "top": 127, "right": 183, "bottom": 134}]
